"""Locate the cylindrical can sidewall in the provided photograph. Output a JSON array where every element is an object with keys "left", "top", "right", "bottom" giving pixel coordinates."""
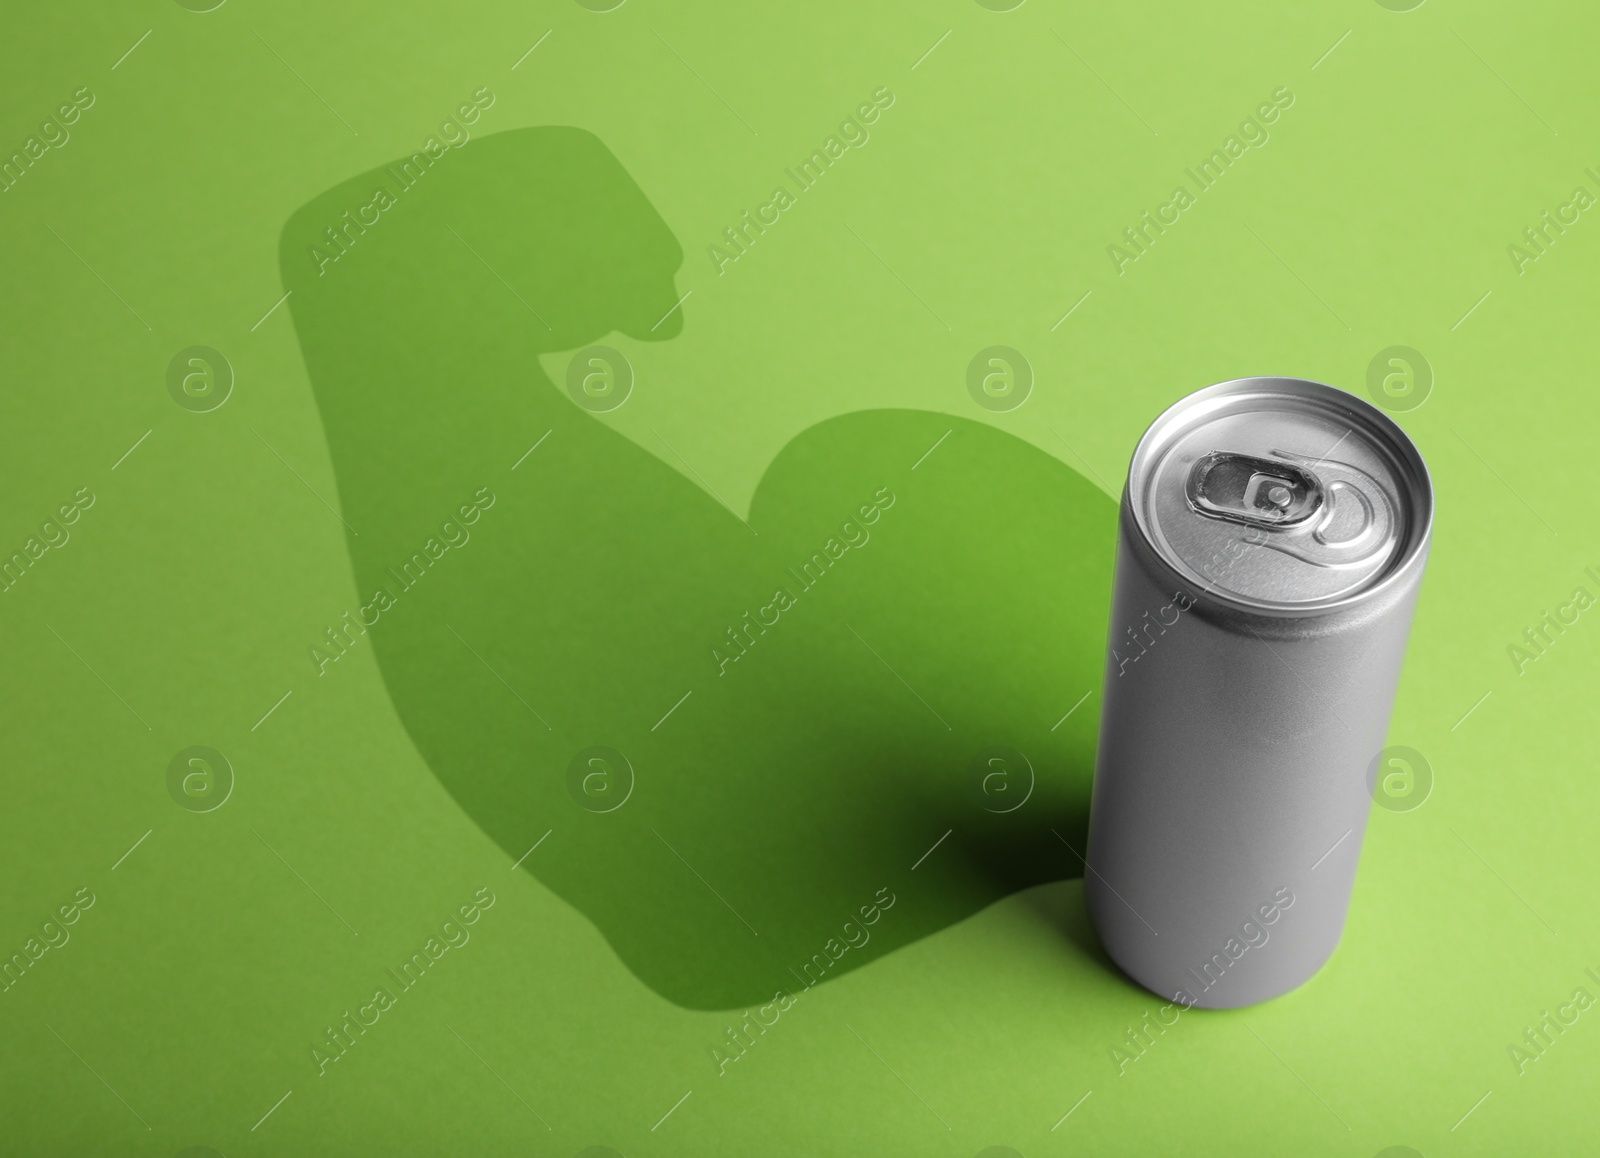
[{"left": 1085, "top": 495, "right": 1427, "bottom": 1008}]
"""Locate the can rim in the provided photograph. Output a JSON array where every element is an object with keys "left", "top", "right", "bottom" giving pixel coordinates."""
[{"left": 1124, "top": 376, "right": 1434, "bottom": 616}]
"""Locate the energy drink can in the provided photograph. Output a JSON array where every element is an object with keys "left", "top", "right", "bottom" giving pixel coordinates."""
[{"left": 1085, "top": 376, "right": 1432, "bottom": 1008}]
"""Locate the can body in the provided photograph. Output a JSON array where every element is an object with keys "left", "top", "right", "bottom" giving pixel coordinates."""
[{"left": 1084, "top": 377, "right": 1431, "bottom": 1009}]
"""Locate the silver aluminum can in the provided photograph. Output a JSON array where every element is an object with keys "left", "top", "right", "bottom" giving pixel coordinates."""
[{"left": 1084, "top": 376, "right": 1432, "bottom": 1008}]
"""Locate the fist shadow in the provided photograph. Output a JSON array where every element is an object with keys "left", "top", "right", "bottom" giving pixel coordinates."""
[{"left": 280, "top": 127, "right": 1116, "bottom": 1010}]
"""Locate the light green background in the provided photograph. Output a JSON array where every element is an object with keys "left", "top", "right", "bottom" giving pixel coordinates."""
[{"left": 2, "top": 1, "right": 1597, "bottom": 1155}]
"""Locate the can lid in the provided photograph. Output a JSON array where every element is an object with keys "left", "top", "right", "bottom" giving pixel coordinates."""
[{"left": 1127, "top": 377, "right": 1432, "bottom": 612}]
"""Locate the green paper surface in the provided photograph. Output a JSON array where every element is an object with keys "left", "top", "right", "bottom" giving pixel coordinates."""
[{"left": 1, "top": 2, "right": 1596, "bottom": 1155}]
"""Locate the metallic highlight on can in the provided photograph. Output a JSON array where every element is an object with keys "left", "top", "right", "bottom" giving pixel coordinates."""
[{"left": 1085, "top": 376, "right": 1432, "bottom": 1009}]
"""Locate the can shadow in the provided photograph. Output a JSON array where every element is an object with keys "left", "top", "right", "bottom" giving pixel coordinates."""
[
  {"left": 280, "top": 126, "right": 1117, "bottom": 1011},
  {"left": 917, "top": 805, "right": 1108, "bottom": 965},
  {"left": 1010, "top": 876, "right": 1120, "bottom": 975}
]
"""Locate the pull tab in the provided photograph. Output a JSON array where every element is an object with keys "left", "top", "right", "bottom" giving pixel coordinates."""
[{"left": 1186, "top": 452, "right": 1324, "bottom": 529}]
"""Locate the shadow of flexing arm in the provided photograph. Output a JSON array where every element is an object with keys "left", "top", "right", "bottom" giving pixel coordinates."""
[{"left": 280, "top": 126, "right": 1116, "bottom": 1010}]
